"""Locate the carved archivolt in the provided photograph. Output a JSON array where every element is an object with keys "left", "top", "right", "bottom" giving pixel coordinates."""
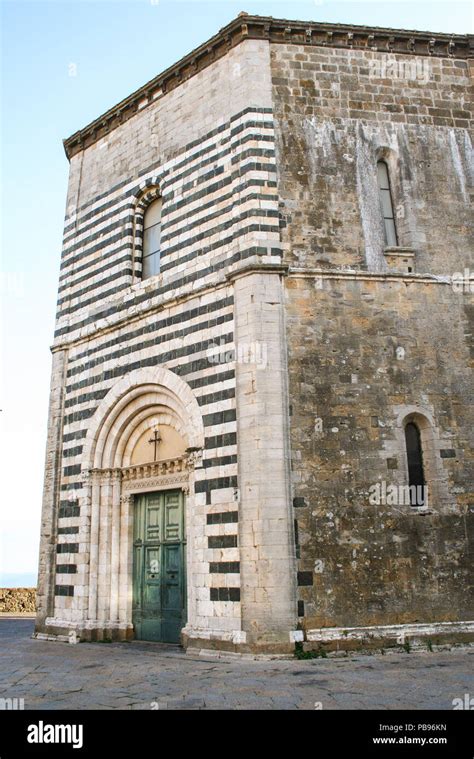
[{"left": 82, "top": 366, "right": 205, "bottom": 472}]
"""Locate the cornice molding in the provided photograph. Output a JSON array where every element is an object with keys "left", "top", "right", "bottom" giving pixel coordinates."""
[
  {"left": 225, "top": 262, "right": 289, "bottom": 282},
  {"left": 63, "top": 14, "right": 472, "bottom": 160}
]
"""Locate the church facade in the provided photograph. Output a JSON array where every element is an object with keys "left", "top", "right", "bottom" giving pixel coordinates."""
[{"left": 36, "top": 14, "right": 473, "bottom": 654}]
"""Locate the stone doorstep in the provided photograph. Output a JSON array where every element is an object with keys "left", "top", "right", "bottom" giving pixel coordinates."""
[
  {"left": 0, "top": 613, "right": 36, "bottom": 618},
  {"left": 126, "top": 640, "right": 185, "bottom": 658}
]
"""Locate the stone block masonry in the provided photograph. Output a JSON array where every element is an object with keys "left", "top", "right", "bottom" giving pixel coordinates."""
[
  {"left": 270, "top": 26, "right": 473, "bottom": 643},
  {"left": 37, "top": 34, "right": 294, "bottom": 650},
  {"left": 285, "top": 275, "right": 473, "bottom": 631},
  {"left": 271, "top": 42, "right": 472, "bottom": 275},
  {"left": 36, "top": 14, "right": 473, "bottom": 653}
]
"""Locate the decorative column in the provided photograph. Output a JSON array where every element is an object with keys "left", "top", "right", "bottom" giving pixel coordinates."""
[
  {"left": 118, "top": 492, "right": 133, "bottom": 630},
  {"left": 109, "top": 470, "right": 122, "bottom": 623},
  {"left": 182, "top": 451, "right": 201, "bottom": 635},
  {"left": 79, "top": 470, "right": 92, "bottom": 617},
  {"left": 87, "top": 471, "right": 101, "bottom": 623},
  {"left": 97, "top": 471, "right": 113, "bottom": 626}
]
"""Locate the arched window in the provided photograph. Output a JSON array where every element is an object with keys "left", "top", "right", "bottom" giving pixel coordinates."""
[
  {"left": 377, "top": 160, "right": 398, "bottom": 247},
  {"left": 404, "top": 421, "right": 426, "bottom": 506},
  {"left": 142, "top": 197, "right": 162, "bottom": 279}
]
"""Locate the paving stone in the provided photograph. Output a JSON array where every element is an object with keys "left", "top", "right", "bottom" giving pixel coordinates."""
[{"left": 0, "top": 621, "right": 472, "bottom": 710}]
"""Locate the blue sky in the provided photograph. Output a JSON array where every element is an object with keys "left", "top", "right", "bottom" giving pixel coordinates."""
[{"left": 1, "top": 0, "right": 472, "bottom": 587}]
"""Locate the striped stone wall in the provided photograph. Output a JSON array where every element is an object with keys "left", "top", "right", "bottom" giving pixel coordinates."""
[{"left": 37, "top": 38, "right": 296, "bottom": 646}]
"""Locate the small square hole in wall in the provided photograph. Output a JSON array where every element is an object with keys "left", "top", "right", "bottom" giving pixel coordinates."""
[{"left": 383, "top": 248, "right": 415, "bottom": 274}]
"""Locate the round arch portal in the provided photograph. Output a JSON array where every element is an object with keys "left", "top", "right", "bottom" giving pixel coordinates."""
[{"left": 79, "top": 367, "right": 204, "bottom": 640}]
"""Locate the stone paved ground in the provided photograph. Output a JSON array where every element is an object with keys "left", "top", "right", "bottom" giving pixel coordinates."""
[{"left": 0, "top": 619, "right": 472, "bottom": 710}]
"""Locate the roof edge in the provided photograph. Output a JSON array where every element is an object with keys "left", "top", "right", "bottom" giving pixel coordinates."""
[{"left": 63, "top": 13, "right": 473, "bottom": 160}]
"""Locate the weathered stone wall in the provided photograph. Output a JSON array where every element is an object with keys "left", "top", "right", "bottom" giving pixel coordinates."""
[
  {"left": 271, "top": 43, "right": 473, "bottom": 631},
  {"left": 271, "top": 44, "right": 472, "bottom": 275},
  {"left": 286, "top": 276, "right": 473, "bottom": 629},
  {"left": 0, "top": 589, "right": 36, "bottom": 614}
]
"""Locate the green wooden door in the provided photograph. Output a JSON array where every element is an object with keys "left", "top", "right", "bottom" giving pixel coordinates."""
[{"left": 132, "top": 490, "right": 186, "bottom": 643}]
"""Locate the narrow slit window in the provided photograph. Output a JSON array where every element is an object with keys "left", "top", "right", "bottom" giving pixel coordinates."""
[
  {"left": 142, "top": 198, "right": 162, "bottom": 279},
  {"left": 405, "top": 422, "right": 426, "bottom": 507},
  {"left": 377, "top": 160, "right": 398, "bottom": 247}
]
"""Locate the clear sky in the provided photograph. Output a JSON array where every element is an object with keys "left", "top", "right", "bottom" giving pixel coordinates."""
[{"left": 1, "top": 0, "right": 472, "bottom": 587}]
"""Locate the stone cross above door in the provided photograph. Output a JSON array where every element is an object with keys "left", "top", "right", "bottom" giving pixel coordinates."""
[{"left": 148, "top": 428, "right": 161, "bottom": 461}]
